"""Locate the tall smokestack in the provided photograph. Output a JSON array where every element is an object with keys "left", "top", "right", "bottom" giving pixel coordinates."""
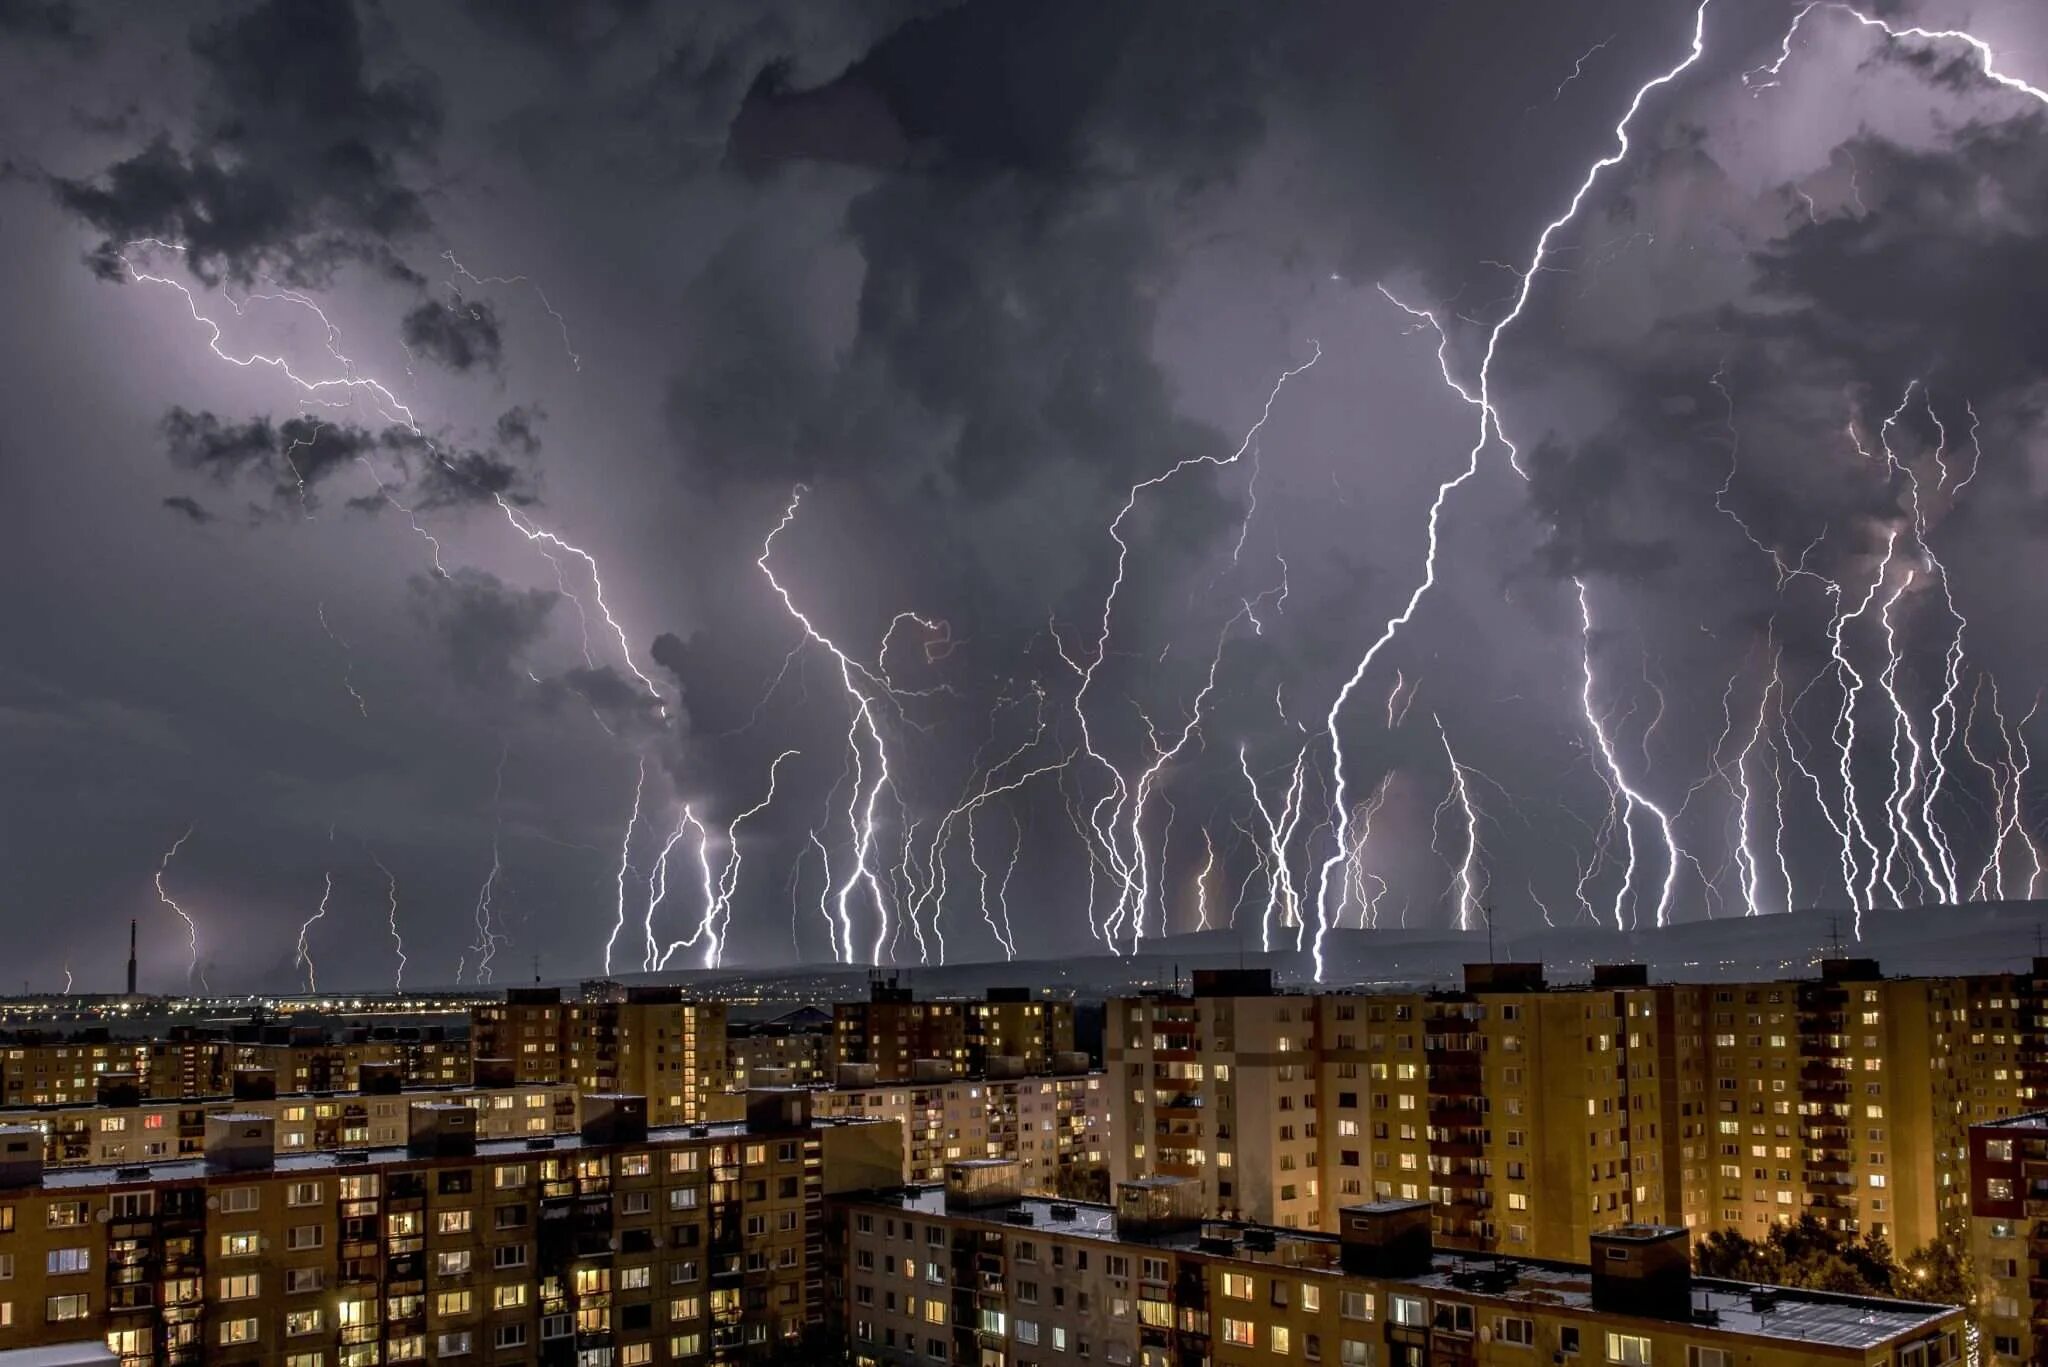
[{"left": 126, "top": 919, "right": 137, "bottom": 997}]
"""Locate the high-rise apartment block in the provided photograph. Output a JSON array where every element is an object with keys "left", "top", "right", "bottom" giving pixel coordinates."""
[
  {"left": 0, "top": 1028, "right": 468, "bottom": 1107},
  {"left": 0, "top": 1091, "right": 901, "bottom": 1365},
  {"left": 1967, "top": 1111, "right": 2048, "bottom": 1366},
  {"left": 470, "top": 986, "right": 729, "bottom": 1126},
  {"left": 807, "top": 1071, "right": 1109, "bottom": 1195},
  {"left": 727, "top": 1009, "right": 831, "bottom": 1089},
  {"left": 0, "top": 1071, "right": 578, "bottom": 1169},
  {"left": 832, "top": 983, "right": 1077, "bottom": 1083},
  {"left": 1110, "top": 960, "right": 2043, "bottom": 1260},
  {"left": 839, "top": 1168, "right": 1968, "bottom": 1367}
]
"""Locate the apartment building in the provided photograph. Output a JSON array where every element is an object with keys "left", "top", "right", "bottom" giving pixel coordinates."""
[
  {"left": 1111, "top": 960, "right": 2039, "bottom": 1260},
  {"left": 727, "top": 1010, "right": 831, "bottom": 1089},
  {"left": 806, "top": 1071, "right": 1109, "bottom": 1195},
  {"left": 1966, "top": 1111, "right": 2048, "bottom": 1365},
  {"left": 0, "top": 1073, "right": 578, "bottom": 1169},
  {"left": 0, "top": 1029, "right": 469, "bottom": 1106},
  {"left": 832, "top": 983, "right": 1077, "bottom": 1084},
  {"left": 1108, "top": 968, "right": 1325, "bottom": 1231},
  {"left": 838, "top": 1168, "right": 1967, "bottom": 1367},
  {"left": 0, "top": 1090, "right": 902, "bottom": 1366},
  {"left": 470, "top": 986, "right": 729, "bottom": 1126}
]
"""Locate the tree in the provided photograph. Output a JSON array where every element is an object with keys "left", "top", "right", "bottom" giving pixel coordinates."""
[
  {"left": 1692, "top": 1216, "right": 1972, "bottom": 1310},
  {"left": 1899, "top": 1229, "right": 1974, "bottom": 1308}
]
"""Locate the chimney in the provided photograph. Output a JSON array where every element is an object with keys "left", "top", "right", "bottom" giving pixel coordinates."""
[
  {"left": 127, "top": 919, "right": 137, "bottom": 997},
  {"left": 95, "top": 1073, "right": 143, "bottom": 1108},
  {"left": 1590, "top": 1226, "right": 1693, "bottom": 1320},
  {"left": 1114, "top": 1176, "right": 1203, "bottom": 1236},
  {"left": 0, "top": 1126, "right": 45, "bottom": 1189},
  {"left": 1591, "top": 964, "right": 1649, "bottom": 989},
  {"left": 746, "top": 1087, "right": 813, "bottom": 1133},
  {"left": 834, "top": 1062, "right": 880, "bottom": 1089},
  {"left": 472, "top": 1057, "right": 515, "bottom": 1090},
  {"left": 408, "top": 1102, "right": 479, "bottom": 1158},
  {"left": 204, "top": 1114, "right": 276, "bottom": 1172},
  {"left": 580, "top": 1093, "right": 649, "bottom": 1146},
  {"left": 1338, "top": 1200, "right": 1435, "bottom": 1278},
  {"left": 357, "top": 1061, "right": 403, "bottom": 1096},
  {"left": 1190, "top": 968, "right": 1273, "bottom": 998},
  {"left": 946, "top": 1159, "right": 1024, "bottom": 1210},
  {"left": 1462, "top": 962, "right": 1544, "bottom": 993},
  {"left": 230, "top": 1067, "right": 277, "bottom": 1102}
]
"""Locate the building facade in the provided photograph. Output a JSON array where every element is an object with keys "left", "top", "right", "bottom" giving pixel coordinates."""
[
  {"left": 1110, "top": 961, "right": 2038, "bottom": 1259},
  {"left": 726, "top": 1011, "right": 831, "bottom": 1091},
  {"left": 0, "top": 1093, "right": 901, "bottom": 1366},
  {"left": 470, "top": 986, "right": 729, "bottom": 1127},
  {"left": 0, "top": 1030, "right": 468, "bottom": 1107},
  {"left": 808, "top": 1073, "right": 1109, "bottom": 1196},
  {"left": 832, "top": 984, "right": 1077, "bottom": 1084},
  {"left": 1967, "top": 1111, "right": 2048, "bottom": 1365},
  {"left": 0, "top": 1081, "right": 578, "bottom": 1169},
  {"left": 839, "top": 1172, "right": 1968, "bottom": 1367}
]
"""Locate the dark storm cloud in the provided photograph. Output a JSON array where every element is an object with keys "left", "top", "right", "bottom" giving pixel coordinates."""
[
  {"left": 1750, "top": 120, "right": 2048, "bottom": 404},
  {"left": 460, "top": 0, "right": 652, "bottom": 57},
  {"left": 410, "top": 445, "right": 537, "bottom": 510},
  {"left": 408, "top": 569, "right": 555, "bottom": 695},
  {"left": 400, "top": 298, "right": 505, "bottom": 374},
  {"left": 160, "top": 495, "right": 214, "bottom": 525},
  {"left": 51, "top": 0, "right": 439, "bottom": 285},
  {"left": 1527, "top": 107, "right": 2048, "bottom": 602},
  {"left": 161, "top": 408, "right": 539, "bottom": 514},
  {"left": 494, "top": 405, "right": 545, "bottom": 457},
  {"left": 0, "top": 0, "right": 87, "bottom": 48},
  {"left": 542, "top": 667, "right": 667, "bottom": 735},
  {"left": 161, "top": 407, "right": 370, "bottom": 503}
]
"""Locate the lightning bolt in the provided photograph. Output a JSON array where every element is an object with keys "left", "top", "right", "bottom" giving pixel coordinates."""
[
  {"left": 441, "top": 249, "right": 581, "bottom": 372},
  {"left": 603, "top": 757, "right": 647, "bottom": 976},
  {"left": 756, "top": 487, "right": 914, "bottom": 965},
  {"left": 113, "top": 237, "right": 668, "bottom": 713},
  {"left": 468, "top": 742, "right": 510, "bottom": 984},
  {"left": 1311, "top": 3, "right": 1712, "bottom": 976},
  {"left": 372, "top": 854, "right": 407, "bottom": 994},
  {"left": 295, "top": 870, "right": 332, "bottom": 994},
  {"left": 1433, "top": 716, "right": 1486, "bottom": 931},
  {"left": 316, "top": 601, "right": 369, "bottom": 718},
  {"left": 1750, "top": 5, "right": 2048, "bottom": 108},
  {"left": 653, "top": 749, "right": 801, "bottom": 970},
  {"left": 153, "top": 825, "right": 204, "bottom": 991},
  {"left": 1065, "top": 344, "right": 1321, "bottom": 952}
]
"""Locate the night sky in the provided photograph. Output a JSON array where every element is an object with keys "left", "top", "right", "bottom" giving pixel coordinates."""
[{"left": 5, "top": 0, "right": 2048, "bottom": 992}]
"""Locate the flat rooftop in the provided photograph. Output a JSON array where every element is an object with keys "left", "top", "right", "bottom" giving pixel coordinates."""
[
  {"left": 0, "top": 1081, "right": 570, "bottom": 1116},
  {"left": 1974, "top": 1110, "right": 2048, "bottom": 1131},
  {"left": 14, "top": 1115, "right": 890, "bottom": 1192},
  {"left": 846, "top": 1188, "right": 1956, "bottom": 1351}
]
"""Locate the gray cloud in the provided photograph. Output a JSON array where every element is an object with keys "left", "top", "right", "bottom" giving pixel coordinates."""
[
  {"left": 52, "top": 0, "right": 439, "bottom": 285},
  {"left": 400, "top": 297, "right": 505, "bottom": 373}
]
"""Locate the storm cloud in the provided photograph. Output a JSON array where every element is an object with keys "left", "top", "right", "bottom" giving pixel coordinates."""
[{"left": 6, "top": 0, "right": 2048, "bottom": 989}]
